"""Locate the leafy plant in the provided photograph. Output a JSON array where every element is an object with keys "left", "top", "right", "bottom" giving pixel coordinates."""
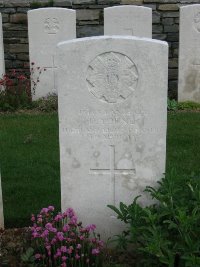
[
  {"left": 25, "top": 206, "right": 104, "bottom": 267},
  {"left": 178, "top": 101, "right": 200, "bottom": 111},
  {"left": 108, "top": 173, "right": 200, "bottom": 267},
  {"left": 32, "top": 94, "right": 58, "bottom": 112},
  {"left": 167, "top": 98, "right": 178, "bottom": 111}
]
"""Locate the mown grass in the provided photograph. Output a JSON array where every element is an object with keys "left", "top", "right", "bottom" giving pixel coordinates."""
[
  {"left": 0, "top": 113, "right": 60, "bottom": 227},
  {"left": 0, "top": 111, "right": 200, "bottom": 228}
]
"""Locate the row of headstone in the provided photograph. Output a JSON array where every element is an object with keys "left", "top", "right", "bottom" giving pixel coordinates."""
[
  {"left": 28, "top": 6, "right": 152, "bottom": 100},
  {"left": 28, "top": 5, "right": 200, "bottom": 103}
]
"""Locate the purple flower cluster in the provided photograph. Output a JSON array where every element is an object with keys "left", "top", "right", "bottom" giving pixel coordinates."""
[{"left": 30, "top": 206, "right": 104, "bottom": 267}]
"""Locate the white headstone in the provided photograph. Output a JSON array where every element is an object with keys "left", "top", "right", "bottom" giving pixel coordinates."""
[
  {"left": 0, "top": 172, "right": 4, "bottom": 228},
  {"left": 28, "top": 8, "right": 76, "bottom": 100},
  {"left": 104, "top": 6, "right": 152, "bottom": 38},
  {"left": 0, "top": 13, "right": 5, "bottom": 80},
  {"left": 178, "top": 5, "right": 200, "bottom": 103},
  {"left": 57, "top": 36, "right": 168, "bottom": 239}
]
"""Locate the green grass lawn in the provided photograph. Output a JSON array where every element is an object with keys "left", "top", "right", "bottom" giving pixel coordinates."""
[{"left": 0, "top": 112, "right": 200, "bottom": 228}]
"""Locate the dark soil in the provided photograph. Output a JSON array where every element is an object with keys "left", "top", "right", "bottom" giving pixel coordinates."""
[{"left": 0, "top": 228, "right": 31, "bottom": 267}]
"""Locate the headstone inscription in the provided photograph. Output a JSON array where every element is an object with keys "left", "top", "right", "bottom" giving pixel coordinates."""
[
  {"left": 28, "top": 8, "right": 76, "bottom": 100},
  {"left": 178, "top": 5, "right": 200, "bottom": 103},
  {"left": 57, "top": 36, "right": 168, "bottom": 239},
  {"left": 0, "top": 172, "right": 4, "bottom": 228},
  {"left": 104, "top": 6, "right": 152, "bottom": 38},
  {"left": 0, "top": 13, "right": 5, "bottom": 81}
]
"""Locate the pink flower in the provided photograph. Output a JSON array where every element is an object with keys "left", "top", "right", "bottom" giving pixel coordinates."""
[
  {"left": 60, "top": 246, "right": 67, "bottom": 253},
  {"left": 69, "top": 215, "right": 77, "bottom": 225},
  {"left": 77, "top": 244, "right": 81, "bottom": 249},
  {"left": 35, "top": 253, "right": 41, "bottom": 259},
  {"left": 40, "top": 208, "right": 48, "bottom": 214},
  {"left": 41, "top": 229, "right": 49, "bottom": 238},
  {"left": 79, "top": 235, "right": 85, "bottom": 241},
  {"left": 67, "top": 246, "right": 73, "bottom": 254},
  {"left": 86, "top": 224, "right": 96, "bottom": 232},
  {"left": 48, "top": 205, "right": 54, "bottom": 211},
  {"left": 54, "top": 214, "right": 63, "bottom": 222},
  {"left": 31, "top": 214, "right": 35, "bottom": 222},
  {"left": 92, "top": 248, "right": 100, "bottom": 255},
  {"left": 63, "top": 224, "right": 70, "bottom": 232},
  {"left": 75, "top": 254, "right": 80, "bottom": 260},
  {"left": 57, "top": 232, "right": 65, "bottom": 241},
  {"left": 32, "top": 231, "right": 39, "bottom": 238},
  {"left": 61, "top": 263, "right": 67, "bottom": 267},
  {"left": 62, "top": 256, "right": 67, "bottom": 261},
  {"left": 45, "top": 223, "right": 53, "bottom": 230}
]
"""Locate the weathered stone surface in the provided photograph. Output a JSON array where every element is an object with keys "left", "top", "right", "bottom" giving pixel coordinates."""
[
  {"left": 164, "top": 24, "right": 179, "bottom": 32},
  {"left": 28, "top": 8, "right": 76, "bottom": 99},
  {"left": 169, "top": 58, "right": 178, "bottom": 68},
  {"left": 3, "top": 0, "right": 30, "bottom": 7},
  {"left": 167, "top": 32, "right": 178, "bottom": 41},
  {"left": 9, "top": 43, "right": 28, "bottom": 53},
  {"left": 0, "top": 172, "right": 4, "bottom": 229},
  {"left": 76, "top": 9, "right": 100, "bottom": 20},
  {"left": 121, "top": 0, "right": 143, "bottom": 4},
  {"left": 57, "top": 36, "right": 168, "bottom": 239},
  {"left": 162, "top": 18, "right": 174, "bottom": 25},
  {"left": 162, "top": 12, "right": 179, "bottom": 18},
  {"left": 10, "top": 13, "right": 27, "bottom": 24},
  {"left": 169, "top": 68, "right": 178, "bottom": 79},
  {"left": 0, "top": 14, "right": 5, "bottom": 78},
  {"left": 158, "top": 4, "right": 179, "bottom": 11},
  {"left": 153, "top": 33, "right": 167, "bottom": 40},
  {"left": 77, "top": 25, "right": 103, "bottom": 37},
  {"left": 53, "top": 0, "right": 72, "bottom": 6},
  {"left": 72, "top": 0, "right": 95, "bottom": 4},
  {"left": 104, "top": 6, "right": 152, "bottom": 38},
  {"left": 153, "top": 11, "right": 161, "bottom": 23},
  {"left": 178, "top": 4, "right": 200, "bottom": 102},
  {"left": 152, "top": 24, "right": 163, "bottom": 33}
]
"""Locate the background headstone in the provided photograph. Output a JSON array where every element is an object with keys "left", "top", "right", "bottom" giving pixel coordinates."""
[
  {"left": 28, "top": 8, "right": 76, "bottom": 100},
  {"left": 178, "top": 4, "right": 200, "bottom": 103},
  {"left": 0, "top": 13, "right": 5, "bottom": 80},
  {"left": 104, "top": 6, "right": 152, "bottom": 38},
  {"left": 57, "top": 36, "right": 168, "bottom": 239},
  {"left": 0, "top": 172, "right": 4, "bottom": 228}
]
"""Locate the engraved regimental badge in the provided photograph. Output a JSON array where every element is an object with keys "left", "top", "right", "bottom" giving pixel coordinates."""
[{"left": 86, "top": 52, "right": 139, "bottom": 103}]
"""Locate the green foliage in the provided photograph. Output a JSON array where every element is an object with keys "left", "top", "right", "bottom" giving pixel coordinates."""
[
  {"left": 167, "top": 98, "right": 178, "bottom": 111},
  {"left": 21, "top": 247, "right": 35, "bottom": 266},
  {"left": 178, "top": 101, "right": 200, "bottom": 110},
  {"left": 167, "top": 99, "right": 200, "bottom": 112},
  {"left": 108, "top": 173, "right": 200, "bottom": 267},
  {"left": 0, "top": 70, "right": 32, "bottom": 112},
  {"left": 32, "top": 94, "right": 58, "bottom": 112}
]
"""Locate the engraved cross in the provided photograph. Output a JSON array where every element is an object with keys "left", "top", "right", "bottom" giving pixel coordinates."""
[
  {"left": 90, "top": 145, "right": 135, "bottom": 205},
  {"left": 44, "top": 55, "right": 57, "bottom": 91}
]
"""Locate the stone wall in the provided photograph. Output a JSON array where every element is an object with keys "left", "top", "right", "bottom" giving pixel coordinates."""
[{"left": 0, "top": 0, "right": 199, "bottom": 98}]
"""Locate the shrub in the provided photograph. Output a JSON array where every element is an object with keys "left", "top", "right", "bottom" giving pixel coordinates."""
[
  {"left": 23, "top": 206, "right": 104, "bottom": 267},
  {"left": 108, "top": 173, "right": 200, "bottom": 267},
  {"left": 32, "top": 94, "right": 58, "bottom": 112},
  {"left": 0, "top": 70, "right": 31, "bottom": 111}
]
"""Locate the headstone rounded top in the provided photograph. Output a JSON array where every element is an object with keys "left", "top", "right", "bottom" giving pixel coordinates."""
[
  {"left": 105, "top": 5, "right": 152, "bottom": 11},
  {"left": 57, "top": 35, "right": 168, "bottom": 49},
  {"left": 28, "top": 7, "right": 76, "bottom": 14},
  {"left": 181, "top": 4, "right": 200, "bottom": 10}
]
